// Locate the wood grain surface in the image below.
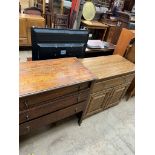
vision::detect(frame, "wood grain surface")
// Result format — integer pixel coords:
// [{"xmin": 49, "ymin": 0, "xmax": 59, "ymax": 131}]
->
[
  {"xmin": 19, "ymin": 13, "xmax": 45, "ymax": 20},
  {"xmin": 80, "ymin": 55, "xmax": 135, "ymax": 80},
  {"xmin": 81, "ymin": 20, "xmax": 108, "ymax": 28},
  {"xmin": 113, "ymin": 28, "xmax": 135, "ymax": 56},
  {"xmin": 20, "ymin": 58, "xmax": 96, "ymax": 97}
]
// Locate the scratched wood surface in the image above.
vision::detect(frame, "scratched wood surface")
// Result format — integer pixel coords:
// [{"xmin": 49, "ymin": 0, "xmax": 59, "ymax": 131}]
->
[
  {"xmin": 80, "ymin": 55, "xmax": 135, "ymax": 80},
  {"xmin": 19, "ymin": 57, "xmax": 96, "ymax": 97}
]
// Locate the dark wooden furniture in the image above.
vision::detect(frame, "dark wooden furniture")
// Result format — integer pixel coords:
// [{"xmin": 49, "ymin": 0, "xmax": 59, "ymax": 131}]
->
[
  {"xmin": 37, "ymin": 0, "xmax": 54, "ymax": 27},
  {"xmin": 101, "ymin": 10, "xmax": 134, "ymax": 45},
  {"xmin": 23, "ymin": 7, "xmax": 42, "ymax": 16},
  {"xmin": 54, "ymin": 14, "xmax": 69, "ymax": 28},
  {"xmin": 81, "ymin": 55, "xmax": 135, "ymax": 118},
  {"xmin": 116, "ymin": 11, "xmax": 130, "ymax": 28},
  {"xmin": 19, "ymin": 58, "xmax": 96, "ymax": 136},
  {"xmin": 104, "ymin": 24, "xmax": 122, "ymax": 45},
  {"xmin": 123, "ymin": 0, "xmax": 135, "ymax": 12},
  {"xmin": 85, "ymin": 40, "xmax": 115, "ymax": 57}
]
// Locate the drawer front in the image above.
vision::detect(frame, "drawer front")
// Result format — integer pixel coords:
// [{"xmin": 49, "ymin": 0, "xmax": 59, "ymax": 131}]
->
[
  {"xmin": 19, "ymin": 38, "xmax": 27, "ymax": 46},
  {"xmin": 19, "ymin": 85, "xmax": 79, "ymax": 111},
  {"xmin": 92, "ymin": 74, "xmax": 134, "ymax": 93},
  {"xmin": 20, "ymin": 101, "xmax": 85, "ymax": 135},
  {"xmin": 19, "ymin": 89, "xmax": 90, "ymax": 124},
  {"xmin": 19, "ymin": 84, "xmax": 90, "ymax": 111}
]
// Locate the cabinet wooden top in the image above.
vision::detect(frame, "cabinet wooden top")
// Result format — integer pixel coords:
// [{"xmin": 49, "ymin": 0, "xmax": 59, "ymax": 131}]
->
[
  {"xmin": 19, "ymin": 13, "xmax": 45, "ymax": 20},
  {"xmin": 20, "ymin": 58, "xmax": 96, "ymax": 97},
  {"xmin": 80, "ymin": 55, "xmax": 135, "ymax": 80}
]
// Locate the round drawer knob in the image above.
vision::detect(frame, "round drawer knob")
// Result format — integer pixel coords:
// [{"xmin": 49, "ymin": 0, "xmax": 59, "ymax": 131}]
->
[{"xmin": 75, "ymin": 108, "xmax": 78, "ymax": 112}]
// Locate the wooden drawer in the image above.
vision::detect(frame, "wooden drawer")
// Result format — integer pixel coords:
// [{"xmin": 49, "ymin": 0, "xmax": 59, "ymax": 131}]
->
[
  {"xmin": 19, "ymin": 83, "xmax": 90, "ymax": 111},
  {"xmin": 20, "ymin": 101, "xmax": 85, "ymax": 135},
  {"xmin": 19, "ymin": 89, "xmax": 90, "ymax": 124},
  {"xmin": 20, "ymin": 85, "xmax": 78, "ymax": 111},
  {"xmin": 92, "ymin": 74, "xmax": 134, "ymax": 93},
  {"xmin": 19, "ymin": 38, "xmax": 27, "ymax": 46}
]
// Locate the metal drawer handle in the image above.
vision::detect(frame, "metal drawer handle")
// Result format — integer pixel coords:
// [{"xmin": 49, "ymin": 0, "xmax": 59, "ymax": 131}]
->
[
  {"xmin": 75, "ymin": 108, "xmax": 78, "ymax": 113},
  {"xmin": 24, "ymin": 100, "xmax": 29, "ymax": 108},
  {"xmin": 26, "ymin": 114, "xmax": 29, "ymax": 120},
  {"xmin": 26, "ymin": 126, "xmax": 30, "ymax": 132}
]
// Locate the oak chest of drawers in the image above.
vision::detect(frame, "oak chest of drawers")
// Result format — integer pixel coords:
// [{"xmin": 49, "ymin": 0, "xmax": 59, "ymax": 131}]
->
[
  {"xmin": 19, "ymin": 58, "xmax": 95, "ymax": 136},
  {"xmin": 81, "ymin": 55, "xmax": 135, "ymax": 118}
]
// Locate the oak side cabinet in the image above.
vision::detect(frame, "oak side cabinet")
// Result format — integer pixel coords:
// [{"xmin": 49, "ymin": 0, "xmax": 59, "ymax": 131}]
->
[
  {"xmin": 19, "ymin": 14, "xmax": 45, "ymax": 46},
  {"xmin": 81, "ymin": 55, "xmax": 135, "ymax": 118}
]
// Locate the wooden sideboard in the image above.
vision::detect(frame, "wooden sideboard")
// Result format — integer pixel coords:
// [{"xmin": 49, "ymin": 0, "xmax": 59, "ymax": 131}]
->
[
  {"xmin": 81, "ymin": 55, "xmax": 135, "ymax": 118},
  {"xmin": 19, "ymin": 14, "xmax": 45, "ymax": 46},
  {"xmin": 19, "ymin": 58, "xmax": 96, "ymax": 136}
]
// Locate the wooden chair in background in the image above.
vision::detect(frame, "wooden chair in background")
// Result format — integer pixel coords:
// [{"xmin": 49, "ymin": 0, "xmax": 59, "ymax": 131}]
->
[
  {"xmin": 113, "ymin": 28, "xmax": 135, "ymax": 100},
  {"xmin": 116, "ymin": 11, "xmax": 130, "ymax": 28},
  {"xmin": 113, "ymin": 28, "xmax": 135, "ymax": 56},
  {"xmin": 54, "ymin": 14, "xmax": 69, "ymax": 29}
]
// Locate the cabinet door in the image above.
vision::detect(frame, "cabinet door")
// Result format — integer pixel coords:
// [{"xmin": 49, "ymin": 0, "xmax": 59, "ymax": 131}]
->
[
  {"xmin": 27, "ymin": 18, "xmax": 45, "ymax": 45},
  {"xmin": 105, "ymin": 85, "xmax": 129, "ymax": 109},
  {"xmin": 86, "ymin": 89, "xmax": 112, "ymax": 116}
]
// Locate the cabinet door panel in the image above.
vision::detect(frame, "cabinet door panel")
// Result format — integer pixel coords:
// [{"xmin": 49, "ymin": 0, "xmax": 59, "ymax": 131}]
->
[
  {"xmin": 87, "ymin": 89, "xmax": 112, "ymax": 115},
  {"xmin": 105, "ymin": 85, "xmax": 129, "ymax": 109}
]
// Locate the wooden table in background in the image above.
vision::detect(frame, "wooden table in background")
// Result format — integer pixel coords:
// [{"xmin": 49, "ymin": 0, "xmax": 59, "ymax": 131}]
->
[{"xmin": 81, "ymin": 20, "xmax": 108, "ymax": 40}]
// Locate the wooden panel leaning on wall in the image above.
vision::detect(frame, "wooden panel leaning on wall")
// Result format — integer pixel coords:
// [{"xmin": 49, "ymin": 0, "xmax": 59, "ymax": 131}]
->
[
  {"xmin": 19, "ymin": 14, "xmax": 45, "ymax": 46},
  {"xmin": 19, "ymin": 58, "xmax": 96, "ymax": 136},
  {"xmin": 80, "ymin": 55, "xmax": 135, "ymax": 118}
]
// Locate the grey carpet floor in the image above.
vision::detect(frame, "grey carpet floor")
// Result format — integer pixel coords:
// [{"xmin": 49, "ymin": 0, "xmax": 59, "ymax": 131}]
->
[{"xmin": 20, "ymin": 98, "xmax": 135, "ymax": 155}]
